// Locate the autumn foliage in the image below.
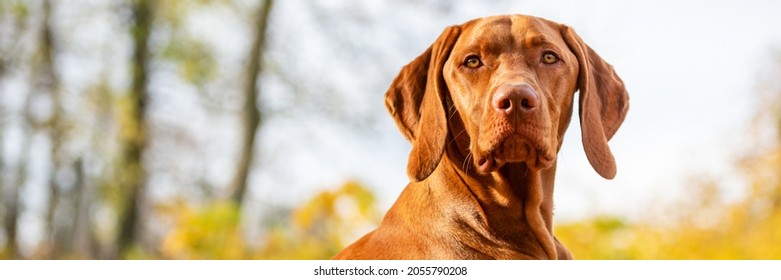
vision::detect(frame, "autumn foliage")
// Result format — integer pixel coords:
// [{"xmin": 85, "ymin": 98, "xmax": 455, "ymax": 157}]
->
[{"xmin": 153, "ymin": 181, "xmax": 379, "ymax": 259}]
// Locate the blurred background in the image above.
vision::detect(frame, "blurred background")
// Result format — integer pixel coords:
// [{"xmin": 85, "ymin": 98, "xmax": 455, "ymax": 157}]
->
[{"xmin": 1, "ymin": 0, "xmax": 780, "ymax": 259}]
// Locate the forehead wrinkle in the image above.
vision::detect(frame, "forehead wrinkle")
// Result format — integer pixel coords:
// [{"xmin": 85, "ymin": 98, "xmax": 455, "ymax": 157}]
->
[
  {"xmin": 524, "ymin": 34, "xmax": 548, "ymax": 48},
  {"xmin": 515, "ymin": 18, "xmax": 566, "ymax": 50},
  {"xmin": 484, "ymin": 23, "xmax": 551, "ymax": 55},
  {"xmin": 458, "ymin": 17, "xmax": 515, "ymax": 55}
]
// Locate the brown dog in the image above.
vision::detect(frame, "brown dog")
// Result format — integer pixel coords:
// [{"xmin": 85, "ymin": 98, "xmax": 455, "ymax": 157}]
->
[{"xmin": 333, "ymin": 14, "xmax": 628, "ymax": 260}]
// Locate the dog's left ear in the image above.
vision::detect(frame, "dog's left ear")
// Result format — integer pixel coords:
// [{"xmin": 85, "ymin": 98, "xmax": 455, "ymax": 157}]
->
[
  {"xmin": 560, "ymin": 25, "xmax": 629, "ymax": 179},
  {"xmin": 385, "ymin": 26, "xmax": 461, "ymax": 182}
]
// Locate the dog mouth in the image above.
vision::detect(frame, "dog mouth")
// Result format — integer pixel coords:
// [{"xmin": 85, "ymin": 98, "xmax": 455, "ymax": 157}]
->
[{"xmin": 474, "ymin": 129, "xmax": 555, "ymax": 174}]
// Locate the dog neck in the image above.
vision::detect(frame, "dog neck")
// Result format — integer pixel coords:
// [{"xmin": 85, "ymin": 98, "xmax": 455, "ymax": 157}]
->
[{"xmin": 440, "ymin": 117, "xmax": 559, "ymax": 259}]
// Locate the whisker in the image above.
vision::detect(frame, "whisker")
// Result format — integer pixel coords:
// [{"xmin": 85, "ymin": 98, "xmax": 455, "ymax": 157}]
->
[
  {"xmin": 464, "ymin": 153, "xmax": 469, "ymax": 173},
  {"xmin": 463, "ymin": 148, "xmax": 473, "ymax": 174},
  {"xmin": 448, "ymin": 128, "xmax": 467, "ymax": 146},
  {"xmin": 461, "ymin": 149, "xmax": 468, "ymax": 169},
  {"xmin": 447, "ymin": 103, "xmax": 459, "ymax": 120},
  {"xmin": 468, "ymin": 153, "xmax": 473, "ymax": 174}
]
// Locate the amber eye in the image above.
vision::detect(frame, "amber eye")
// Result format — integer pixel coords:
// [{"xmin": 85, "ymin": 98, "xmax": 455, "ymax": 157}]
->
[
  {"xmin": 464, "ymin": 56, "xmax": 482, "ymax": 68},
  {"xmin": 542, "ymin": 52, "xmax": 559, "ymax": 64}
]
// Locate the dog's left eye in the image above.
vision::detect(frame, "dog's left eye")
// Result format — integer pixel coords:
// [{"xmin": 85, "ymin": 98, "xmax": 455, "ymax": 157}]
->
[
  {"xmin": 464, "ymin": 56, "xmax": 483, "ymax": 68},
  {"xmin": 542, "ymin": 52, "xmax": 559, "ymax": 64}
]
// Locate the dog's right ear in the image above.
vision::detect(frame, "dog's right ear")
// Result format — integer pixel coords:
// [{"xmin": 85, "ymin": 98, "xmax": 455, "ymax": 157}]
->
[{"xmin": 385, "ymin": 26, "xmax": 461, "ymax": 182}]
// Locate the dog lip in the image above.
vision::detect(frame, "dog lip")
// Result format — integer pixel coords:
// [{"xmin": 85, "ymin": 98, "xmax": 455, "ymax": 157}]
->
[
  {"xmin": 476, "ymin": 126, "xmax": 554, "ymax": 171},
  {"xmin": 476, "ymin": 155, "xmax": 494, "ymax": 174}
]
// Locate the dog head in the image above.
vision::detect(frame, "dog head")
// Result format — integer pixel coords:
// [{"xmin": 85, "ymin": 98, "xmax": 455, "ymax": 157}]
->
[{"xmin": 386, "ymin": 15, "xmax": 629, "ymax": 181}]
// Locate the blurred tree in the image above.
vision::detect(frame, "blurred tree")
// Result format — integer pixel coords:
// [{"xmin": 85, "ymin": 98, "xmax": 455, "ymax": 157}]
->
[
  {"xmin": 30, "ymin": 0, "xmax": 80, "ymax": 259},
  {"xmin": 1, "ymin": 140, "xmax": 24, "ymax": 259},
  {"xmin": 115, "ymin": 0, "xmax": 154, "ymax": 258},
  {"xmin": 0, "ymin": 0, "xmax": 30, "ymax": 260},
  {"xmin": 0, "ymin": 114, "xmax": 3, "ymax": 258},
  {"xmin": 227, "ymin": 0, "xmax": 274, "ymax": 207}
]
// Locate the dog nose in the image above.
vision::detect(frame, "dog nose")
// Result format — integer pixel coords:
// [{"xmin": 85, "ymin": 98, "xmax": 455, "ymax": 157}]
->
[{"xmin": 492, "ymin": 84, "xmax": 539, "ymax": 115}]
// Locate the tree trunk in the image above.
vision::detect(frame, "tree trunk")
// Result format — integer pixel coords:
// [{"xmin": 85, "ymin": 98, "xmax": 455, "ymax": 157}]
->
[
  {"xmin": 2, "ymin": 186, "xmax": 19, "ymax": 259},
  {"xmin": 0, "ymin": 123, "xmax": 3, "ymax": 257},
  {"xmin": 0, "ymin": 0, "xmax": 31, "ymax": 260},
  {"xmin": 0, "ymin": 103, "xmax": 4, "ymax": 257},
  {"xmin": 4, "ymin": 97, "xmax": 36, "ymax": 259},
  {"xmin": 69, "ymin": 158, "xmax": 92, "ymax": 258},
  {"xmin": 116, "ymin": 0, "xmax": 153, "ymax": 258},
  {"xmin": 227, "ymin": 0, "xmax": 274, "ymax": 206},
  {"xmin": 2, "ymin": 175, "xmax": 20, "ymax": 259},
  {"xmin": 38, "ymin": 0, "xmax": 68, "ymax": 259}
]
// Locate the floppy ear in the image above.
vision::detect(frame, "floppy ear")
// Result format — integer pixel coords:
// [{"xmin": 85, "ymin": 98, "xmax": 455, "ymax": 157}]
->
[
  {"xmin": 561, "ymin": 26, "xmax": 629, "ymax": 179},
  {"xmin": 385, "ymin": 26, "xmax": 461, "ymax": 182}
]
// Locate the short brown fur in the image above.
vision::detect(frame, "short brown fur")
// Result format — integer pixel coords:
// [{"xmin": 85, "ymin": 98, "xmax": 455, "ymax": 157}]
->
[{"xmin": 333, "ymin": 14, "xmax": 629, "ymax": 260}]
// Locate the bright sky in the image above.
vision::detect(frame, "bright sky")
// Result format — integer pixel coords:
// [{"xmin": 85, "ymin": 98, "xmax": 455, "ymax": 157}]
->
[{"xmin": 249, "ymin": 0, "xmax": 781, "ymax": 224}]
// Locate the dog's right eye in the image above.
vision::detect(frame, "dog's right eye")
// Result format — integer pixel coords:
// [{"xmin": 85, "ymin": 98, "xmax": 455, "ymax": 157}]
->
[
  {"xmin": 464, "ymin": 56, "xmax": 483, "ymax": 68},
  {"xmin": 541, "ymin": 51, "xmax": 559, "ymax": 64}
]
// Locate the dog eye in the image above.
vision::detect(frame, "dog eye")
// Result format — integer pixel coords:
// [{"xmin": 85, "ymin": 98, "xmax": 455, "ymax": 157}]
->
[
  {"xmin": 464, "ymin": 56, "xmax": 483, "ymax": 68},
  {"xmin": 542, "ymin": 52, "xmax": 559, "ymax": 64}
]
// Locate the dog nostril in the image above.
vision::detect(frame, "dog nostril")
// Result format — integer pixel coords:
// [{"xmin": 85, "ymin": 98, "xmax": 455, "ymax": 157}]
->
[
  {"xmin": 521, "ymin": 98, "xmax": 534, "ymax": 110},
  {"xmin": 497, "ymin": 98, "xmax": 511, "ymax": 110}
]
